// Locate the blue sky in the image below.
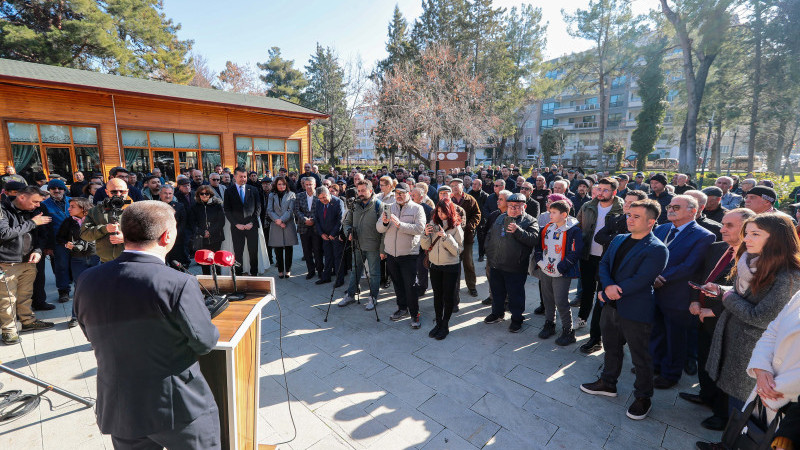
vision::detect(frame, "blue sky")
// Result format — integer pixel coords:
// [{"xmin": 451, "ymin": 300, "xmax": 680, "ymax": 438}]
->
[{"xmin": 162, "ymin": 0, "xmax": 655, "ymax": 79}]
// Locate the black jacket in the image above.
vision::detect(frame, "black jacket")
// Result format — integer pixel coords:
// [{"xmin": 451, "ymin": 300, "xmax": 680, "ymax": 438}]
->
[
  {"xmin": 74, "ymin": 252, "xmax": 219, "ymax": 439},
  {"xmin": 593, "ymin": 211, "xmax": 628, "ymax": 251},
  {"xmin": 0, "ymin": 197, "xmax": 43, "ymax": 263},
  {"xmin": 165, "ymin": 200, "xmax": 188, "ymax": 265},
  {"xmin": 485, "ymin": 212, "xmax": 539, "ymax": 274},
  {"xmin": 189, "ymin": 197, "xmax": 225, "ymax": 245},
  {"xmin": 56, "ymin": 217, "xmax": 96, "ymax": 258},
  {"xmin": 697, "ymin": 215, "xmax": 723, "ymax": 242}
]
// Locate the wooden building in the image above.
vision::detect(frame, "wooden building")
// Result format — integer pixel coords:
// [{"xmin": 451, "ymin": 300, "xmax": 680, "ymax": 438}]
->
[{"xmin": 0, "ymin": 58, "xmax": 326, "ymax": 182}]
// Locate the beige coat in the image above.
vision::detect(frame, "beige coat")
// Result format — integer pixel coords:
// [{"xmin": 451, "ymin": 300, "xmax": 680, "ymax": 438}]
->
[
  {"xmin": 746, "ymin": 291, "xmax": 800, "ymax": 420},
  {"xmin": 420, "ymin": 221, "xmax": 463, "ymax": 267}
]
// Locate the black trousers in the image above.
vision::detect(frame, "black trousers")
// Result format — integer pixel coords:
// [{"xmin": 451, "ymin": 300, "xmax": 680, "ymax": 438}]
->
[
  {"xmin": 32, "ymin": 256, "xmax": 47, "ymax": 306},
  {"xmin": 600, "ymin": 305, "xmax": 654, "ymax": 399},
  {"xmin": 380, "ymin": 257, "xmax": 389, "ymax": 285},
  {"xmin": 263, "ymin": 220, "xmax": 275, "ymax": 264},
  {"xmin": 415, "ymin": 252, "xmax": 429, "ymax": 296},
  {"xmin": 578, "ymin": 256, "xmax": 602, "ymax": 321},
  {"xmin": 461, "ymin": 239, "xmax": 476, "ymax": 291},
  {"xmin": 477, "ymin": 225, "xmax": 487, "ymax": 258},
  {"xmin": 698, "ymin": 318, "xmax": 729, "ymax": 418},
  {"xmin": 275, "ymin": 246, "xmax": 294, "ymax": 273},
  {"xmin": 299, "ymin": 231, "xmax": 323, "ymax": 275},
  {"xmin": 386, "ymin": 254, "xmax": 420, "ymax": 316},
  {"xmin": 111, "ymin": 409, "xmax": 221, "ymax": 450},
  {"xmin": 321, "ymin": 238, "xmax": 344, "ymax": 282},
  {"xmin": 231, "ymin": 227, "xmax": 259, "ymax": 275},
  {"xmin": 589, "ymin": 299, "xmax": 604, "ymax": 342},
  {"xmin": 430, "ymin": 264, "xmax": 460, "ymax": 324}
]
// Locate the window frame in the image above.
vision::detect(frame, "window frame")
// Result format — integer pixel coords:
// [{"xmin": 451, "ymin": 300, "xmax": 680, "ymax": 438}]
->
[
  {"xmin": 233, "ymin": 134, "xmax": 302, "ymax": 175},
  {"xmin": 119, "ymin": 128, "xmax": 223, "ymax": 180}
]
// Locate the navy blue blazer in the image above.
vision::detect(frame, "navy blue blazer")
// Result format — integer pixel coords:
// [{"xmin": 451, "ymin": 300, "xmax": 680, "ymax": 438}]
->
[
  {"xmin": 653, "ymin": 221, "xmax": 716, "ymax": 313},
  {"xmin": 315, "ymin": 197, "xmax": 344, "ymax": 237},
  {"xmin": 598, "ymin": 232, "xmax": 669, "ymax": 323},
  {"xmin": 74, "ymin": 252, "xmax": 219, "ymax": 438}
]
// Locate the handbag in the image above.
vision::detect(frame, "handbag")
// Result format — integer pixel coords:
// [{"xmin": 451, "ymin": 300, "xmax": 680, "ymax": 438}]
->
[
  {"xmin": 191, "ymin": 235, "xmax": 206, "ymax": 253},
  {"xmin": 422, "ymin": 235, "xmax": 442, "ymax": 269},
  {"xmin": 721, "ymin": 396, "xmax": 783, "ymax": 450}
]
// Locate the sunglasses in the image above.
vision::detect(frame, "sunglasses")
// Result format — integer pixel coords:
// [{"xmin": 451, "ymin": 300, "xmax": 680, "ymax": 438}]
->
[
  {"xmin": 49, "ymin": 187, "xmax": 64, "ymax": 191},
  {"xmin": 109, "ymin": 190, "xmax": 128, "ymax": 195},
  {"xmin": 199, "ymin": 193, "xmax": 212, "ymax": 196}
]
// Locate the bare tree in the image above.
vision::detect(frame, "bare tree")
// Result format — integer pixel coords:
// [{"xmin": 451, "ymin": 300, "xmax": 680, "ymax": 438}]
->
[
  {"xmin": 218, "ymin": 61, "xmax": 262, "ymax": 95},
  {"xmin": 188, "ymin": 53, "xmax": 217, "ymax": 89}
]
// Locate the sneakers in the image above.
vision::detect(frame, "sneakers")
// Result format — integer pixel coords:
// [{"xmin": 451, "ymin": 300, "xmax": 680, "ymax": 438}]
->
[
  {"xmin": 364, "ymin": 297, "xmax": 376, "ymax": 311},
  {"xmin": 538, "ymin": 321, "xmax": 556, "ymax": 339},
  {"xmin": 580, "ymin": 339, "xmax": 603, "ymax": 354},
  {"xmin": 575, "ymin": 318, "xmax": 587, "ymax": 329},
  {"xmin": 481, "ymin": 297, "xmax": 492, "ymax": 306},
  {"xmin": 484, "ymin": 313, "xmax": 504, "ymax": 324},
  {"xmin": 68, "ymin": 319, "xmax": 78, "ymax": 328},
  {"xmin": 580, "ymin": 379, "xmax": 618, "ymax": 397},
  {"xmin": 338, "ymin": 294, "xmax": 356, "ymax": 307},
  {"xmin": 381, "ymin": 280, "xmax": 391, "ymax": 289},
  {"xmin": 58, "ymin": 290, "xmax": 70, "ymax": 303},
  {"xmin": 555, "ymin": 328, "xmax": 576, "ymax": 346},
  {"xmin": 390, "ymin": 309, "xmax": 409, "ymax": 321},
  {"xmin": 20, "ymin": 320, "xmax": 55, "ymax": 332},
  {"xmin": 410, "ymin": 313, "xmax": 421, "ymax": 329},
  {"xmin": 509, "ymin": 320, "xmax": 522, "ymax": 333},
  {"xmin": 626, "ymin": 397, "xmax": 652, "ymax": 420},
  {"xmin": 2, "ymin": 332, "xmax": 20, "ymax": 345},
  {"xmin": 533, "ymin": 304, "xmax": 545, "ymax": 315}
]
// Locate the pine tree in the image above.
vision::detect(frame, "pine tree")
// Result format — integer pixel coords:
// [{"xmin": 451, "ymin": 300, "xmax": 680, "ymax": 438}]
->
[
  {"xmin": 630, "ymin": 43, "xmax": 668, "ymax": 172},
  {"xmin": 257, "ymin": 47, "xmax": 308, "ymax": 104},
  {"xmin": 0, "ymin": 0, "xmax": 194, "ymax": 83},
  {"xmin": 377, "ymin": 5, "xmax": 417, "ymax": 75}
]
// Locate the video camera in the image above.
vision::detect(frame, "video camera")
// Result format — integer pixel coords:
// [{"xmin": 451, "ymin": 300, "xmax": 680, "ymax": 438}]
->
[{"xmin": 102, "ymin": 195, "xmax": 131, "ymax": 224}]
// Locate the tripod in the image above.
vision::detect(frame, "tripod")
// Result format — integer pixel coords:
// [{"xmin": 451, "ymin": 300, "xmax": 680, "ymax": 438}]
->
[{"xmin": 324, "ymin": 211, "xmax": 380, "ymax": 323}]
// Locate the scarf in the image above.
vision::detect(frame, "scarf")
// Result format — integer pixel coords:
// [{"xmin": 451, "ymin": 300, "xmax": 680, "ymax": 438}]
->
[{"xmin": 735, "ymin": 252, "xmax": 758, "ymax": 295}]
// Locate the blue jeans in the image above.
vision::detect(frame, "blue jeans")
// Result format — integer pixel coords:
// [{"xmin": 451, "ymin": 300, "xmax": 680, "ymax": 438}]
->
[
  {"xmin": 51, "ymin": 245, "xmax": 72, "ymax": 292},
  {"xmin": 489, "ymin": 268, "xmax": 527, "ymax": 323},
  {"xmin": 70, "ymin": 255, "xmax": 100, "ymax": 319},
  {"xmin": 347, "ymin": 249, "xmax": 381, "ymax": 299}
]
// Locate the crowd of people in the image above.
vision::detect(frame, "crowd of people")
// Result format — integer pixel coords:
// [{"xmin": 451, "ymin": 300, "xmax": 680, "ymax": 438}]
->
[{"xmin": 1, "ymin": 161, "xmax": 799, "ymax": 448}]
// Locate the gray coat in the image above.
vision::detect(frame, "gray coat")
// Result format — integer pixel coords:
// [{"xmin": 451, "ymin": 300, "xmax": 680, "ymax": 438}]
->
[
  {"xmin": 706, "ymin": 268, "xmax": 800, "ymax": 401},
  {"xmin": 343, "ymin": 194, "xmax": 383, "ymax": 252},
  {"xmin": 267, "ymin": 191, "xmax": 298, "ymax": 247}
]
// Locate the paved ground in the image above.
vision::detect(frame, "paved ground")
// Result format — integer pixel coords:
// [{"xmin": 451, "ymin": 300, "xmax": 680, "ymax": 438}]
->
[{"xmin": 0, "ymin": 250, "xmax": 722, "ymax": 449}]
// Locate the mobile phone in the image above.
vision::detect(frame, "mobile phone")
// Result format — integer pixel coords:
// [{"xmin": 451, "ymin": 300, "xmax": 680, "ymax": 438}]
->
[{"xmin": 688, "ymin": 281, "xmax": 718, "ymax": 296}]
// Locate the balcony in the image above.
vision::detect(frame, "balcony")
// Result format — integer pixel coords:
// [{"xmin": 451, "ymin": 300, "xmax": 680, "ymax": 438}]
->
[
  {"xmin": 576, "ymin": 104, "xmax": 599, "ymax": 112},
  {"xmin": 607, "ymin": 120, "xmax": 622, "ymax": 128},
  {"xmin": 629, "ymin": 99, "xmax": 642, "ymax": 108},
  {"xmin": 575, "ymin": 122, "xmax": 599, "ymax": 129},
  {"xmin": 609, "ymin": 101, "xmax": 625, "ymax": 108},
  {"xmin": 554, "ymin": 104, "xmax": 599, "ymax": 115},
  {"xmin": 554, "ymin": 123, "xmax": 574, "ymax": 130}
]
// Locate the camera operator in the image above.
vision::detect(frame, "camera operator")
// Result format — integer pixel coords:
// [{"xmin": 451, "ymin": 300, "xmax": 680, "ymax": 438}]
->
[
  {"xmin": 80, "ymin": 178, "xmax": 131, "ymax": 263},
  {"xmin": 93, "ymin": 166, "xmax": 143, "ymax": 203},
  {"xmin": 0, "ymin": 185, "xmax": 54, "ymax": 345}
]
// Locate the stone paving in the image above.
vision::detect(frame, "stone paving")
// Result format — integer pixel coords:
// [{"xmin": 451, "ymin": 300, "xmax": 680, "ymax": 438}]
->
[{"xmin": 0, "ymin": 250, "xmax": 722, "ymax": 449}]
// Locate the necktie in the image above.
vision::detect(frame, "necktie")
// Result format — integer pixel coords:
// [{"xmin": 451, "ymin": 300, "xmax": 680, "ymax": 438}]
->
[
  {"xmin": 700, "ymin": 247, "xmax": 735, "ymax": 305},
  {"xmin": 665, "ymin": 227, "xmax": 679, "ymax": 245},
  {"xmin": 323, "ymin": 204, "xmax": 328, "ymax": 219},
  {"xmin": 239, "ymin": 185, "xmax": 245, "ymax": 203}
]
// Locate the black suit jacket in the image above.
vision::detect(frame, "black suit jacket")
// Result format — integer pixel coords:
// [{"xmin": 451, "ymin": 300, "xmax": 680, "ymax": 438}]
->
[
  {"xmin": 690, "ymin": 241, "xmax": 734, "ymax": 333},
  {"xmin": 224, "ymin": 183, "xmax": 261, "ymax": 227},
  {"xmin": 74, "ymin": 252, "xmax": 219, "ymax": 438}
]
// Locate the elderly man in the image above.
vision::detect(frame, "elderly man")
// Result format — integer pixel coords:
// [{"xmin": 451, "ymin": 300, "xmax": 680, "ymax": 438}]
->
[
  {"xmin": 714, "ymin": 176, "xmax": 742, "ymax": 210},
  {"xmin": 315, "ymin": 186, "xmax": 345, "ymax": 286},
  {"xmin": 70, "ymin": 171, "xmax": 87, "ymax": 198},
  {"xmin": 296, "ymin": 177, "xmax": 323, "ymax": 279},
  {"xmin": 529, "ymin": 175, "xmax": 551, "ymax": 213},
  {"xmin": 208, "ymin": 173, "xmax": 225, "ymax": 199},
  {"xmin": 629, "ymin": 172, "xmax": 650, "ymax": 193},
  {"xmin": 739, "ymin": 178, "xmax": 756, "ymax": 198},
  {"xmin": 519, "ymin": 182, "xmax": 541, "ymax": 219},
  {"xmin": 190, "ymin": 169, "xmax": 206, "ymax": 190},
  {"xmin": 483, "ymin": 193, "xmax": 538, "ymax": 332},
  {"xmin": 450, "ymin": 179, "xmax": 481, "ymax": 297},
  {"xmin": 673, "ymin": 174, "xmax": 691, "ymax": 195},
  {"xmin": 469, "ymin": 178, "xmax": 489, "ymax": 262},
  {"xmin": 684, "ymin": 190, "xmax": 722, "ymax": 241},
  {"xmin": 158, "ymin": 185, "xmax": 189, "ymax": 268},
  {"xmin": 377, "ymin": 183, "xmax": 425, "ymax": 326},
  {"xmin": 485, "ymin": 179, "xmax": 505, "ymax": 215},
  {"xmin": 701, "ymin": 187, "xmax": 727, "ymax": 223},
  {"xmin": 651, "ymin": 195, "xmax": 715, "ymax": 388}
]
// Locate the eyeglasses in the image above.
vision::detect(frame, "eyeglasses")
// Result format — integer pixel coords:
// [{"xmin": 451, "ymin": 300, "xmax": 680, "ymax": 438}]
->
[
  {"xmin": 520, "ymin": 187, "xmax": 532, "ymax": 191},
  {"xmin": 508, "ymin": 204, "xmax": 523, "ymax": 210},
  {"xmin": 666, "ymin": 205, "xmax": 682, "ymax": 211},
  {"xmin": 49, "ymin": 187, "xmax": 64, "ymax": 191},
  {"xmin": 109, "ymin": 190, "xmax": 128, "ymax": 195}
]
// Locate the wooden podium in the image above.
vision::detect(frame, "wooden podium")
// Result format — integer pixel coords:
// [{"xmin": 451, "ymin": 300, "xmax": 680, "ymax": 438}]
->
[{"xmin": 196, "ymin": 275, "xmax": 275, "ymax": 450}]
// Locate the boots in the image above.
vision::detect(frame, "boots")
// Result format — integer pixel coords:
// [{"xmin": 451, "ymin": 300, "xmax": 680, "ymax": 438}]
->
[
  {"xmin": 435, "ymin": 322, "xmax": 449, "ymax": 340},
  {"xmin": 555, "ymin": 327, "xmax": 576, "ymax": 346},
  {"xmin": 538, "ymin": 320, "xmax": 556, "ymax": 339},
  {"xmin": 429, "ymin": 319, "xmax": 441, "ymax": 338}
]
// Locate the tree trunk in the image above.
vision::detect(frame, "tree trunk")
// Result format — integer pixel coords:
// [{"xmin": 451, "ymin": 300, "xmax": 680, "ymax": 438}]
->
[
  {"xmin": 747, "ymin": 0, "xmax": 763, "ymax": 173},
  {"xmin": 770, "ymin": 118, "xmax": 788, "ymax": 174},
  {"xmin": 710, "ymin": 119, "xmax": 722, "ymax": 172}
]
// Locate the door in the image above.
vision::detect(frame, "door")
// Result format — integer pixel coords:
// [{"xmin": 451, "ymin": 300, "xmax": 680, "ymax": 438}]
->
[
  {"xmin": 45, "ymin": 147, "xmax": 72, "ymax": 178},
  {"xmin": 153, "ymin": 151, "xmax": 175, "ymax": 181}
]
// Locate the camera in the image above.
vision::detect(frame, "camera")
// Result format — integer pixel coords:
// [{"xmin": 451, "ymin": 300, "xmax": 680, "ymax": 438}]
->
[
  {"xmin": 69, "ymin": 240, "xmax": 88, "ymax": 252},
  {"xmin": 102, "ymin": 195, "xmax": 128, "ymax": 212},
  {"xmin": 345, "ymin": 196, "xmax": 355, "ymax": 211}
]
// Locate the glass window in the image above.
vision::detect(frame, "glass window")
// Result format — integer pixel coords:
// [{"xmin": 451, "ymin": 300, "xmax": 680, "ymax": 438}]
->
[
  {"xmin": 541, "ymin": 119, "xmax": 554, "ymax": 129},
  {"xmin": 256, "ymin": 154, "xmax": 270, "ymax": 176},
  {"xmin": 124, "ymin": 148, "xmax": 150, "ymax": 175},
  {"xmin": 236, "ymin": 136, "xmax": 252, "ymax": 151},
  {"xmin": 149, "ymin": 131, "xmax": 174, "ymax": 148},
  {"xmin": 253, "ymin": 138, "xmax": 269, "ymax": 151},
  {"xmin": 75, "ymin": 147, "xmax": 101, "ymax": 174},
  {"xmin": 174, "ymin": 133, "xmax": 199, "ymax": 149},
  {"xmin": 45, "ymin": 146, "xmax": 72, "ymax": 176},
  {"xmin": 8, "ymin": 122, "xmax": 39, "ymax": 142},
  {"xmin": 237, "ymin": 152, "xmax": 252, "ymax": 170},
  {"xmin": 287, "ymin": 154, "xmax": 299, "ymax": 173},
  {"xmin": 287, "ymin": 140, "xmax": 300, "ymax": 153},
  {"xmin": 200, "ymin": 134, "xmax": 220, "ymax": 150},
  {"xmin": 178, "ymin": 151, "xmax": 198, "ymax": 172},
  {"xmin": 268, "ymin": 139, "xmax": 284, "ymax": 152},
  {"xmin": 12, "ymin": 144, "xmax": 43, "ymax": 174},
  {"xmin": 71, "ymin": 126, "xmax": 98, "ymax": 145},
  {"xmin": 153, "ymin": 151, "xmax": 175, "ymax": 181},
  {"xmin": 585, "ymin": 97, "xmax": 598, "ymax": 105},
  {"xmin": 39, "ymin": 124, "xmax": 71, "ymax": 143},
  {"xmin": 121, "ymin": 129, "xmax": 148, "ymax": 147},
  {"xmin": 201, "ymin": 151, "xmax": 221, "ymax": 176}
]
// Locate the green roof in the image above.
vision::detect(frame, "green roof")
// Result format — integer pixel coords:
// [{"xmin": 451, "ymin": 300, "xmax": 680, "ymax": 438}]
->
[{"xmin": 0, "ymin": 58, "xmax": 326, "ymax": 118}]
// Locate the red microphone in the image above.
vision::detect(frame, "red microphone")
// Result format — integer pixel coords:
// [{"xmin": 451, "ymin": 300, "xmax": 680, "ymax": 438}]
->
[
  {"xmin": 213, "ymin": 251, "xmax": 246, "ymax": 301},
  {"xmin": 195, "ymin": 250, "xmax": 219, "ymax": 295}
]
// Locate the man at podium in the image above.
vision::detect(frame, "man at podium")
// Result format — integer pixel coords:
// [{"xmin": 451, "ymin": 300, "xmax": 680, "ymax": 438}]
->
[{"xmin": 74, "ymin": 201, "xmax": 221, "ymax": 449}]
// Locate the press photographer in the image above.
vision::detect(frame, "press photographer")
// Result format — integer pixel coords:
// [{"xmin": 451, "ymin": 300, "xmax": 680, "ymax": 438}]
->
[{"xmin": 80, "ymin": 178, "xmax": 131, "ymax": 263}]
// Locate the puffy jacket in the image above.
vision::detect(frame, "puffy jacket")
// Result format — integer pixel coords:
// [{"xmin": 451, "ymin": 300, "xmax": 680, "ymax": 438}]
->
[
  {"xmin": 0, "ymin": 197, "xmax": 43, "ymax": 263},
  {"xmin": 420, "ymin": 221, "xmax": 463, "ymax": 266},
  {"xmin": 576, "ymin": 196, "xmax": 624, "ymax": 259},
  {"xmin": 533, "ymin": 218, "xmax": 583, "ymax": 278},
  {"xmin": 80, "ymin": 201, "xmax": 129, "ymax": 263},
  {"xmin": 189, "ymin": 197, "xmax": 225, "ymax": 245},
  {"xmin": 343, "ymin": 194, "xmax": 383, "ymax": 252},
  {"xmin": 42, "ymin": 195, "xmax": 70, "ymax": 249},
  {"xmin": 377, "ymin": 201, "xmax": 425, "ymax": 256},
  {"xmin": 485, "ymin": 212, "xmax": 539, "ymax": 274}
]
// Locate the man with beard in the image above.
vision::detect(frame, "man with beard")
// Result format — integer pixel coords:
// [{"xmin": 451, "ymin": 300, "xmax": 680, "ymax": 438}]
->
[{"xmin": 141, "ymin": 175, "xmax": 162, "ymax": 200}]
